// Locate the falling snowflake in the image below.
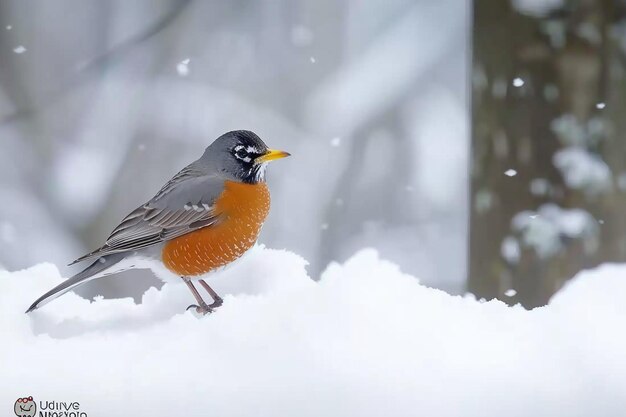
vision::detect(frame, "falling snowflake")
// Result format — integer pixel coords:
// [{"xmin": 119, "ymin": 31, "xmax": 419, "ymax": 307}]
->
[
  {"xmin": 505, "ymin": 169, "xmax": 517, "ymax": 177},
  {"xmin": 512, "ymin": 77, "xmax": 525, "ymax": 87},
  {"xmin": 13, "ymin": 45, "xmax": 26, "ymax": 54},
  {"xmin": 177, "ymin": 59, "xmax": 190, "ymax": 76}
]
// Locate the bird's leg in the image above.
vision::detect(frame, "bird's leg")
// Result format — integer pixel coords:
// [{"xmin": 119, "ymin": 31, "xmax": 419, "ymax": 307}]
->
[
  {"xmin": 199, "ymin": 279, "xmax": 224, "ymax": 309},
  {"xmin": 182, "ymin": 278, "xmax": 212, "ymax": 315}
]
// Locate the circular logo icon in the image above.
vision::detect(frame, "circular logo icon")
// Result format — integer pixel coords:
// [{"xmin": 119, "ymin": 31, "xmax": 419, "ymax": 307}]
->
[{"xmin": 14, "ymin": 396, "xmax": 36, "ymax": 417}]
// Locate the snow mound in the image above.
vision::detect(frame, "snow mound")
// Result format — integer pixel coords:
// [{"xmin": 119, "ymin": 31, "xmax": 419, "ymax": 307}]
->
[{"xmin": 2, "ymin": 246, "xmax": 626, "ymax": 416}]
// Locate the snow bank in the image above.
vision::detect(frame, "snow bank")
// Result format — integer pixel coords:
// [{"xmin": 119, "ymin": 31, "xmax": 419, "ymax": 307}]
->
[{"xmin": 2, "ymin": 246, "xmax": 626, "ymax": 417}]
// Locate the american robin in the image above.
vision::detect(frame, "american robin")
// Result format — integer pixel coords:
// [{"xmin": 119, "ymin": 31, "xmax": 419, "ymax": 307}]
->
[{"xmin": 26, "ymin": 130, "xmax": 290, "ymax": 314}]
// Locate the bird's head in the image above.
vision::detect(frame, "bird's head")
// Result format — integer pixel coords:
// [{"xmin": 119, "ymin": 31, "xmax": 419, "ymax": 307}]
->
[{"xmin": 200, "ymin": 130, "xmax": 290, "ymax": 183}]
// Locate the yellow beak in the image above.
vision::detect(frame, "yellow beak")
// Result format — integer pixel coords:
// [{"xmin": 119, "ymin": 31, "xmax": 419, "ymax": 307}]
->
[{"xmin": 255, "ymin": 149, "xmax": 291, "ymax": 164}]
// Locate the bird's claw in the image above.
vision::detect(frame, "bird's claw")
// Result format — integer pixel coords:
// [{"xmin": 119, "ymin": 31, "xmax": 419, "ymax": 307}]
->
[
  {"xmin": 208, "ymin": 297, "xmax": 223, "ymax": 309},
  {"xmin": 186, "ymin": 304, "xmax": 213, "ymax": 315}
]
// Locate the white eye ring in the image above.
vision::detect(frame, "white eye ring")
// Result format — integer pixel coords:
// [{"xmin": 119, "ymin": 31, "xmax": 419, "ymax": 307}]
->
[{"xmin": 233, "ymin": 146, "xmax": 253, "ymax": 163}]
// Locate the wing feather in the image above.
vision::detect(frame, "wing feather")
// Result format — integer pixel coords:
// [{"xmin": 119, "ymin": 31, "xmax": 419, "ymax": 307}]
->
[{"xmin": 69, "ymin": 164, "xmax": 225, "ymax": 265}]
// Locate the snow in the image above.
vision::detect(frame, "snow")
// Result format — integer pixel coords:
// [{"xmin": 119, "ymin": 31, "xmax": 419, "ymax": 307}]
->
[
  {"xmin": 501, "ymin": 236, "xmax": 521, "ymax": 264},
  {"xmin": 550, "ymin": 114, "xmax": 608, "ymax": 147},
  {"xmin": 504, "ymin": 169, "xmax": 517, "ymax": 177},
  {"xmin": 176, "ymin": 59, "xmax": 190, "ymax": 76},
  {"xmin": 553, "ymin": 147, "xmax": 611, "ymax": 194},
  {"xmin": 512, "ymin": 204, "xmax": 598, "ymax": 258},
  {"xmin": 3, "ymin": 246, "xmax": 626, "ymax": 416},
  {"xmin": 13, "ymin": 45, "xmax": 26, "ymax": 54},
  {"xmin": 511, "ymin": 0, "xmax": 564, "ymax": 17},
  {"xmin": 596, "ymin": 102, "xmax": 606, "ymax": 110},
  {"xmin": 504, "ymin": 288, "xmax": 517, "ymax": 297},
  {"xmin": 512, "ymin": 77, "xmax": 524, "ymax": 87}
]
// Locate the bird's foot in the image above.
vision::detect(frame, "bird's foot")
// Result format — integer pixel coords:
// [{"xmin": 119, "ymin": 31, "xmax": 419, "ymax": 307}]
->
[
  {"xmin": 208, "ymin": 295, "xmax": 223, "ymax": 309},
  {"xmin": 186, "ymin": 303, "xmax": 213, "ymax": 315}
]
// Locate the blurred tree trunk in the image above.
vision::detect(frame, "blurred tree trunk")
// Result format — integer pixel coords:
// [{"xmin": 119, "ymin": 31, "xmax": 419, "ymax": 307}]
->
[{"xmin": 469, "ymin": 0, "xmax": 626, "ymax": 307}]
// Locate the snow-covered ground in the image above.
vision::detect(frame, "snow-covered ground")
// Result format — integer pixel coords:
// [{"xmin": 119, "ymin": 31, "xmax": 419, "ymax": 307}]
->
[{"xmin": 2, "ymin": 246, "xmax": 625, "ymax": 417}]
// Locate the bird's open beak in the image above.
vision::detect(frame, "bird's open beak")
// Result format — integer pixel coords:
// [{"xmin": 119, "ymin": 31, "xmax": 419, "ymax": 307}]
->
[{"xmin": 255, "ymin": 149, "xmax": 291, "ymax": 164}]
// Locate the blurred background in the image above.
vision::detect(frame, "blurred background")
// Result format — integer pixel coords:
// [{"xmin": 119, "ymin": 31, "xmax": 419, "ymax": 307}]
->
[
  {"xmin": 1, "ymin": 0, "xmax": 623, "ymax": 308},
  {"xmin": 0, "ymin": 0, "xmax": 469, "ymax": 301}
]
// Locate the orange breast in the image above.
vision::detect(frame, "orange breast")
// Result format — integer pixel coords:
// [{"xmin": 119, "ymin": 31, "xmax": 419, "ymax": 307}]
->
[{"xmin": 161, "ymin": 181, "xmax": 270, "ymax": 276}]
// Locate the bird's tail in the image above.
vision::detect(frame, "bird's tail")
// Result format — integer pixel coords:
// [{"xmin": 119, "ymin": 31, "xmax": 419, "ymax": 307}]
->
[{"xmin": 25, "ymin": 253, "xmax": 126, "ymax": 313}]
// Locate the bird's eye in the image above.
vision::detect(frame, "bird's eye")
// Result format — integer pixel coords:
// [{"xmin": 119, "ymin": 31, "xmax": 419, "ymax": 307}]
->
[{"xmin": 234, "ymin": 147, "xmax": 249, "ymax": 160}]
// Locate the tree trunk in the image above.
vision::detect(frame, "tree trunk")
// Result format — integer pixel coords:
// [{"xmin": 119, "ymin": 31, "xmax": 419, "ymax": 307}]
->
[{"xmin": 470, "ymin": 0, "xmax": 626, "ymax": 308}]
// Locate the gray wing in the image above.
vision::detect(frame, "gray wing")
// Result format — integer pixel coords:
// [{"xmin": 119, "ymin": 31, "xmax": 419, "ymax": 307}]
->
[{"xmin": 70, "ymin": 165, "xmax": 225, "ymax": 265}]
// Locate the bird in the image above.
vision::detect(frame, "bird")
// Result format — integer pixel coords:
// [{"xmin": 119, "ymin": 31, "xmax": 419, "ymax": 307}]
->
[{"xmin": 26, "ymin": 130, "xmax": 290, "ymax": 314}]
